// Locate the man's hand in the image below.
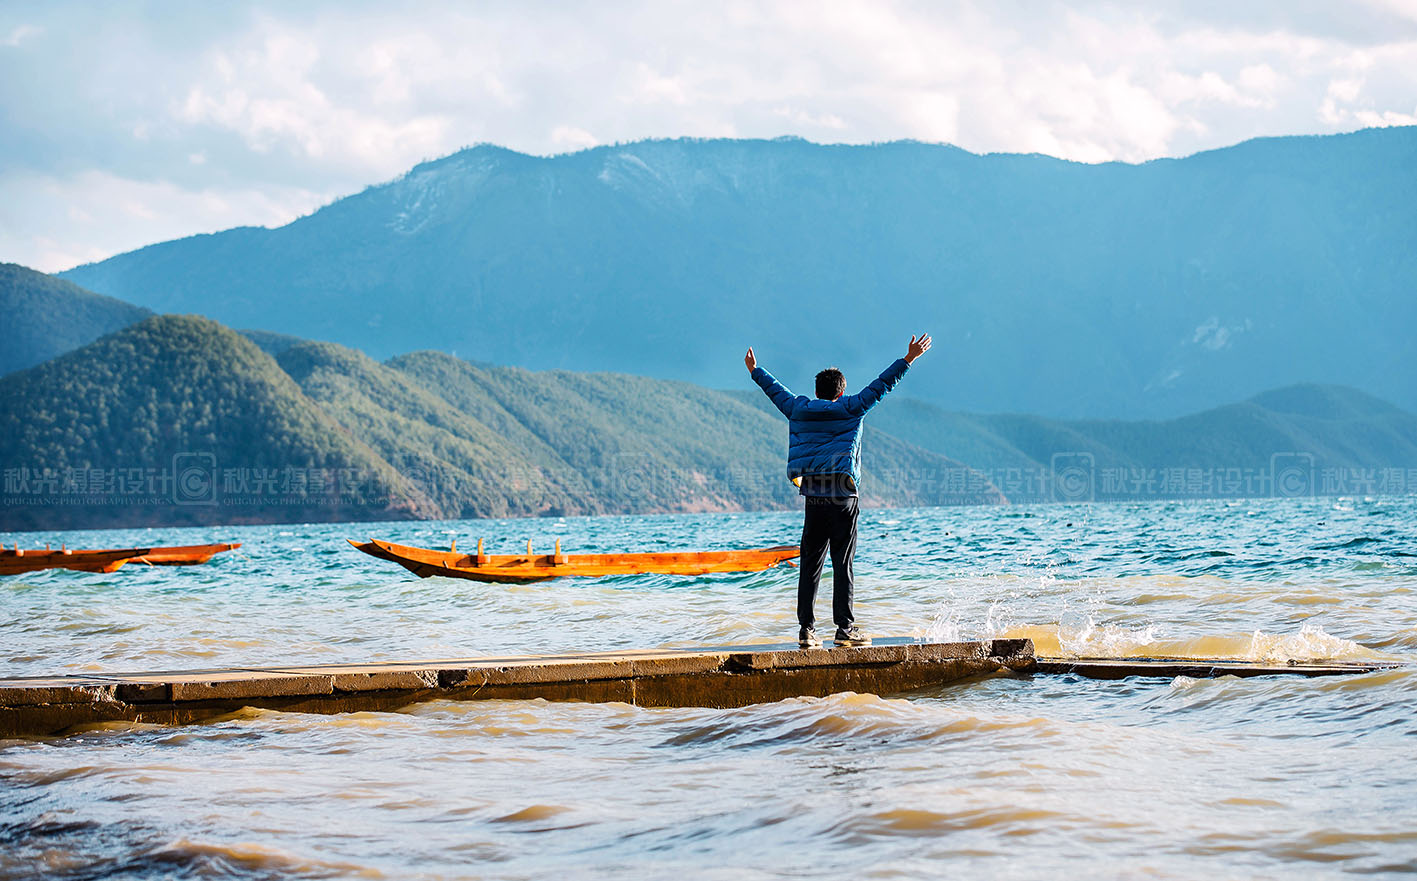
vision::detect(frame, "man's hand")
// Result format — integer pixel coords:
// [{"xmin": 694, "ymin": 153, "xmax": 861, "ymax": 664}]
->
[
  {"xmin": 905, "ymin": 333, "xmax": 932, "ymax": 364},
  {"xmin": 744, "ymin": 346, "xmax": 757, "ymax": 372}
]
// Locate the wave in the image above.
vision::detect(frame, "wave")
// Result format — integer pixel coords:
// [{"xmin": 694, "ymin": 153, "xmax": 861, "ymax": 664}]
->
[
  {"xmin": 657, "ymin": 691, "xmax": 1055, "ymax": 751},
  {"xmin": 995, "ymin": 619, "xmax": 1389, "ymax": 663},
  {"xmin": 834, "ymin": 805, "xmax": 1073, "ymax": 842},
  {"xmin": 118, "ymin": 837, "xmax": 384, "ymax": 879}
]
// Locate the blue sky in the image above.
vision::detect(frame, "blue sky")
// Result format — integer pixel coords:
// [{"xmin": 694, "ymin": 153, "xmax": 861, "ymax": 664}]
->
[{"xmin": 2, "ymin": 0, "xmax": 1415, "ymax": 272}]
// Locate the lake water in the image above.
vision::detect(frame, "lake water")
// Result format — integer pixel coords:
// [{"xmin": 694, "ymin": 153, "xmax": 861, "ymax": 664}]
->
[{"xmin": 3, "ymin": 496, "xmax": 1416, "ymax": 879}]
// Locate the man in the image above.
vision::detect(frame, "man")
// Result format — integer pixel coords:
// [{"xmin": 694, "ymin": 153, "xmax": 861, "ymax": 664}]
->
[{"xmin": 745, "ymin": 334, "xmax": 932, "ymax": 648}]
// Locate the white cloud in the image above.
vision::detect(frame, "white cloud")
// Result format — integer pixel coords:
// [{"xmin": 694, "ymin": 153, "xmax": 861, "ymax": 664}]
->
[
  {"xmin": 1238, "ymin": 63, "xmax": 1282, "ymax": 98},
  {"xmin": 903, "ymin": 92, "xmax": 961, "ymax": 145},
  {"xmin": 3, "ymin": 1, "xmax": 1417, "ymax": 270},
  {"xmin": 174, "ymin": 23, "xmax": 456, "ymax": 171},
  {"xmin": 630, "ymin": 63, "xmax": 690, "ymax": 105},
  {"xmin": 1354, "ymin": 106, "xmax": 1417, "ymax": 126},
  {"xmin": 772, "ymin": 106, "xmax": 847, "ymax": 130},
  {"xmin": 0, "ymin": 170, "xmax": 327, "ymax": 272},
  {"xmin": 551, "ymin": 125, "xmax": 599, "ymax": 151},
  {"xmin": 2, "ymin": 23, "xmax": 40, "ymax": 46},
  {"xmin": 1362, "ymin": 0, "xmax": 1417, "ymax": 23},
  {"xmin": 1314, "ymin": 40, "xmax": 1417, "ymax": 127}
]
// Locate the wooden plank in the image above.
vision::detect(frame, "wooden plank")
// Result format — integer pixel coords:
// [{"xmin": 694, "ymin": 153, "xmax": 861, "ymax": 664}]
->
[
  {"xmin": 0, "ymin": 638, "xmax": 1035, "ymax": 737},
  {"xmin": 1034, "ymin": 656, "xmax": 1401, "ymax": 680}
]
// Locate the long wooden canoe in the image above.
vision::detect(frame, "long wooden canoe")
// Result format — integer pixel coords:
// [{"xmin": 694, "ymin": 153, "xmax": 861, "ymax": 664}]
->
[
  {"xmin": 0, "ymin": 546, "xmax": 151, "ymax": 575},
  {"xmin": 350, "ymin": 538, "xmax": 800, "ymax": 583},
  {"xmin": 128, "ymin": 542, "xmax": 242, "ymax": 566},
  {"xmin": 0, "ymin": 542, "xmax": 241, "ymax": 575}
]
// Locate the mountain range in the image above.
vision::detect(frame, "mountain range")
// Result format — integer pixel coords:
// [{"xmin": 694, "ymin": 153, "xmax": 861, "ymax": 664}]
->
[
  {"xmin": 0, "ymin": 307, "xmax": 998, "ymax": 531},
  {"xmin": 58, "ymin": 128, "xmax": 1417, "ymax": 420},
  {"xmin": 3, "ymin": 267, "xmax": 1413, "ymax": 530}
]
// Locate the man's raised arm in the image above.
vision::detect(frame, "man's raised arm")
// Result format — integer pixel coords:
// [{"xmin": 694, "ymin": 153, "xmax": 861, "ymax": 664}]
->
[
  {"xmin": 844, "ymin": 333, "xmax": 932, "ymax": 414},
  {"xmin": 745, "ymin": 346, "xmax": 802, "ymax": 418}
]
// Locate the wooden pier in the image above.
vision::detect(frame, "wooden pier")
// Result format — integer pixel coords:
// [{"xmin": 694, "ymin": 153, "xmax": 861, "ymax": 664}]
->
[
  {"xmin": 1034, "ymin": 656, "xmax": 1402, "ymax": 680},
  {"xmin": 0, "ymin": 638, "xmax": 1033, "ymax": 738},
  {"xmin": 0, "ymin": 638, "xmax": 1401, "ymax": 739}
]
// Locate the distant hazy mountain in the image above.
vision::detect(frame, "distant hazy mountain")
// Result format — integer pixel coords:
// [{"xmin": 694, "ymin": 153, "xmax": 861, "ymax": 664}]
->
[
  {"xmin": 60, "ymin": 128, "xmax": 1417, "ymax": 418},
  {"xmin": 1, "ymin": 263, "xmax": 150, "ymax": 376},
  {"xmin": 861, "ymin": 384, "xmax": 1417, "ymax": 502},
  {"xmin": 0, "ymin": 315, "xmax": 999, "ymax": 530}
]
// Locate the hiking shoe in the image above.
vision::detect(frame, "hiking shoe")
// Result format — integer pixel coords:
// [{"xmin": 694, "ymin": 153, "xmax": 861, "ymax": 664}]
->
[
  {"xmin": 798, "ymin": 627, "xmax": 822, "ymax": 648},
  {"xmin": 834, "ymin": 627, "xmax": 871, "ymax": 647}
]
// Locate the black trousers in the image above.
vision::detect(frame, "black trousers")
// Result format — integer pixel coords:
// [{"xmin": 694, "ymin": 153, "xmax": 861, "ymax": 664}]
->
[{"xmin": 798, "ymin": 495, "xmax": 859, "ymax": 630}]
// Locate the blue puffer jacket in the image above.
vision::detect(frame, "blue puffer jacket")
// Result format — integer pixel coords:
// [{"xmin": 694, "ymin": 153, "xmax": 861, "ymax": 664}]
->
[{"xmin": 751, "ymin": 358, "xmax": 910, "ymax": 492}]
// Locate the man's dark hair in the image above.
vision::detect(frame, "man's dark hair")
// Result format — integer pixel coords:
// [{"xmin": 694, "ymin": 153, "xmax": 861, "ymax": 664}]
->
[{"xmin": 816, "ymin": 367, "xmax": 846, "ymax": 400}]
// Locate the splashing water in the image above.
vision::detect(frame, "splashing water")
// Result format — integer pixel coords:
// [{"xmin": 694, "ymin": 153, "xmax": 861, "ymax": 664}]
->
[
  {"xmin": 1245, "ymin": 620, "xmax": 1367, "ymax": 662},
  {"xmin": 1057, "ymin": 614, "xmax": 1165, "ymax": 657},
  {"xmin": 917, "ymin": 601, "xmax": 962, "ymax": 643}
]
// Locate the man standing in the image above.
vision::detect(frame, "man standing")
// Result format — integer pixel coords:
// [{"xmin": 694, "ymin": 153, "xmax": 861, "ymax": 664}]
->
[{"xmin": 746, "ymin": 335, "xmax": 932, "ymax": 648}]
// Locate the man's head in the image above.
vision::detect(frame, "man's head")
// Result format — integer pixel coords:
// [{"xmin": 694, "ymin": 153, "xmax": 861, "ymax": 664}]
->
[{"xmin": 815, "ymin": 367, "xmax": 846, "ymax": 401}]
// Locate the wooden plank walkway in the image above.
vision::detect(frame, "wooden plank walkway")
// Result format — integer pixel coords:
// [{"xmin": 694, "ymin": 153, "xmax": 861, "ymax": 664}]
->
[
  {"xmin": 1034, "ymin": 656, "xmax": 1404, "ymax": 680},
  {"xmin": 0, "ymin": 638, "xmax": 1034, "ymax": 738},
  {"xmin": 2, "ymin": 637, "xmax": 1402, "ymax": 739}
]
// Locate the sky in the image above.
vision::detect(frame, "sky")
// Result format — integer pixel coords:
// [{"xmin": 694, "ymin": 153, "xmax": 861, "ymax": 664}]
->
[{"xmin": 2, "ymin": 0, "xmax": 1415, "ymax": 273}]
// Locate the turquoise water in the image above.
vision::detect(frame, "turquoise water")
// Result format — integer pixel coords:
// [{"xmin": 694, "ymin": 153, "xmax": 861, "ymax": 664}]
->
[{"xmin": 2, "ymin": 496, "xmax": 1416, "ymax": 878}]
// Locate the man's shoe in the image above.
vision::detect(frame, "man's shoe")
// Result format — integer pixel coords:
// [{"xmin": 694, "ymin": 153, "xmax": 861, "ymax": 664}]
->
[
  {"xmin": 834, "ymin": 626, "xmax": 871, "ymax": 647},
  {"xmin": 798, "ymin": 627, "xmax": 822, "ymax": 648}
]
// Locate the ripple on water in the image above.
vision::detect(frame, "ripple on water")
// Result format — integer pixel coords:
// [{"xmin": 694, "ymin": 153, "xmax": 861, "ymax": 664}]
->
[
  {"xmin": 115, "ymin": 838, "xmax": 385, "ymax": 880},
  {"xmin": 835, "ymin": 805, "xmax": 1073, "ymax": 843}
]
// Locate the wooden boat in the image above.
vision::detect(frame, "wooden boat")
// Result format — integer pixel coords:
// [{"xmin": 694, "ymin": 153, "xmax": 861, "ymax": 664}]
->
[
  {"xmin": 128, "ymin": 542, "xmax": 242, "ymax": 566},
  {"xmin": 349, "ymin": 537, "xmax": 800, "ymax": 583},
  {"xmin": 0, "ymin": 545, "xmax": 152, "ymax": 575},
  {"xmin": 0, "ymin": 542, "xmax": 241, "ymax": 575}
]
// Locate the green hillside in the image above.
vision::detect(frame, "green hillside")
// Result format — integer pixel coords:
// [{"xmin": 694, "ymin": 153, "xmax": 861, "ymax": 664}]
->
[
  {"xmin": 277, "ymin": 342, "xmax": 597, "ymax": 518},
  {"xmin": 0, "ymin": 263, "xmax": 150, "ymax": 376},
  {"xmin": 391, "ymin": 352, "xmax": 791, "ymax": 513},
  {"xmin": 386, "ymin": 351, "xmax": 1004, "ymax": 513},
  {"xmin": 0, "ymin": 318, "xmax": 1001, "ymax": 530},
  {"xmin": 0, "ymin": 315, "xmax": 423, "ymax": 529}
]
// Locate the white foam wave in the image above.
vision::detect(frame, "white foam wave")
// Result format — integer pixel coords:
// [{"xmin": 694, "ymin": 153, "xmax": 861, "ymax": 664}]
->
[
  {"xmin": 1245, "ymin": 621, "xmax": 1366, "ymax": 662},
  {"xmin": 1057, "ymin": 615, "xmax": 1163, "ymax": 657}
]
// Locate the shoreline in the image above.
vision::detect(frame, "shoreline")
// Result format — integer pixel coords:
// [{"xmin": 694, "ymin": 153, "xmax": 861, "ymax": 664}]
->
[{"xmin": 2, "ymin": 492, "xmax": 1413, "ymax": 540}]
